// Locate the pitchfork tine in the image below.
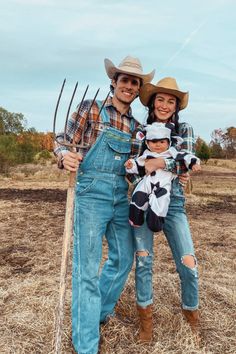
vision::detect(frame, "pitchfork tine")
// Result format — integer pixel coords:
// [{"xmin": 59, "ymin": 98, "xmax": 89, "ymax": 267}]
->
[
  {"xmin": 63, "ymin": 82, "xmax": 78, "ymax": 142},
  {"xmin": 89, "ymin": 90, "xmax": 110, "ymax": 143},
  {"xmin": 71, "ymin": 85, "xmax": 89, "ymax": 145},
  {"xmin": 97, "ymin": 90, "xmax": 110, "ymax": 117},
  {"xmin": 75, "ymin": 84, "xmax": 89, "ymax": 116},
  {"xmin": 53, "ymin": 78, "xmax": 66, "ymax": 138},
  {"xmin": 77, "ymin": 88, "xmax": 100, "ymax": 148},
  {"xmin": 86, "ymin": 88, "xmax": 100, "ymax": 117}
]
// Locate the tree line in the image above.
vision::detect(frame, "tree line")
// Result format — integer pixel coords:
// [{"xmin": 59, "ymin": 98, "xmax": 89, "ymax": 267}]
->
[
  {"xmin": 196, "ymin": 127, "xmax": 236, "ymax": 162},
  {"xmin": 0, "ymin": 107, "xmax": 54, "ymax": 172},
  {"xmin": 0, "ymin": 106, "xmax": 235, "ymax": 173}
]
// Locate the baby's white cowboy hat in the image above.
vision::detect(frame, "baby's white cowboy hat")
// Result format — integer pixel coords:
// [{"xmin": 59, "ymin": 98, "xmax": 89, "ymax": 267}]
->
[
  {"xmin": 139, "ymin": 77, "xmax": 189, "ymax": 109},
  {"xmin": 145, "ymin": 122, "xmax": 183, "ymax": 145},
  {"xmin": 145, "ymin": 122, "xmax": 171, "ymax": 141},
  {"xmin": 104, "ymin": 56, "xmax": 155, "ymax": 84}
]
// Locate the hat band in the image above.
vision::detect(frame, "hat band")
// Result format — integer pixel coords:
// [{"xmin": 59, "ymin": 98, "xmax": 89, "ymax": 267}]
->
[{"xmin": 119, "ymin": 61, "xmax": 142, "ymax": 70}]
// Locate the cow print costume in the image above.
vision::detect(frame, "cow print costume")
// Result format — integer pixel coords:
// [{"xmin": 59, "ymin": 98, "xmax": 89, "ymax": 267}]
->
[{"xmin": 126, "ymin": 122, "xmax": 200, "ymax": 232}]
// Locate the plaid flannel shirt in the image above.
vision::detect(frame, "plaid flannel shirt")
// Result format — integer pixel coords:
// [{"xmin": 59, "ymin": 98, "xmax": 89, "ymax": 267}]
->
[
  {"xmin": 128, "ymin": 122, "xmax": 196, "ymax": 185},
  {"xmin": 54, "ymin": 96, "xmax": 139, "ymax": 167}
]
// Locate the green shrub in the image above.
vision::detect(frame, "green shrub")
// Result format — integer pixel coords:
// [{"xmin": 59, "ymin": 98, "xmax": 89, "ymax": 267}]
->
[
  {"xmin": 36, "ymin": 149, "xmax": 51, "ymax": 160},
  {"xmin": 0, "ymin": 135, "xmax": 18, "ymax": 172},
  {"xmin": 0, "ymin": 134, "xmax": 39, "ymax": 173},
  {"xmin": 197, "ymin": 141, "xmax": 211, "ymax": 163}
]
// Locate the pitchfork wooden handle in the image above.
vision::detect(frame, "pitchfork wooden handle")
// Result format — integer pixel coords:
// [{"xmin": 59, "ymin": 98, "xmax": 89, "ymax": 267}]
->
[{"xmin": 69, "ymin": 171, "xmax": 76, "ymax": 188}]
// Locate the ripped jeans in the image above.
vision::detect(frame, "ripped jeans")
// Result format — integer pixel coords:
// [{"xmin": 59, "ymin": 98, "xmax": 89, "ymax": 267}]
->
[{"xmin": 134, "ymin": 178, "xmax": 199, "ymax": 310}]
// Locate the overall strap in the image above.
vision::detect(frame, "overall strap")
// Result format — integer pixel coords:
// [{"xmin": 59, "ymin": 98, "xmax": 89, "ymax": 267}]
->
[
  {"xmin": 96, "ymin": 100, "xmax": 110, "ymax": 124},
  {"xmin": 129, "ymin": 118, "xmax": 136, "ymax": 133}
]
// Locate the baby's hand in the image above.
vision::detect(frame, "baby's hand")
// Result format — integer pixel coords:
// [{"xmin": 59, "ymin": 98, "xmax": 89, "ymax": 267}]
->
[
  {"xmin": 192, "ymin": 164, "xmax": 201, "ymax": 172},
  {"xmin": 125, "ymin": 159, "xmax": 133, "ymax": 169}
]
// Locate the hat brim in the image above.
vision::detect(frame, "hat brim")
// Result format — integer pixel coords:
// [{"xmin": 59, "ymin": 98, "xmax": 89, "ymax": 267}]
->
[
  {"xmin": 140, "ymin": 83, "xmax": 189, "ymax": 110},
  {"xmin": 104, "ymin": 58, "xmax": 155, "ymax": 85}
]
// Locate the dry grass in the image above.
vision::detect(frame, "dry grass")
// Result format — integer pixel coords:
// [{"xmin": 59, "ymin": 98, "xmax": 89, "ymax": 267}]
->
[
  {"xmin": 206, "ymin": 158, "xmax": 236, "ymax": 170},
  {"xmin": 0, "ymin": 159, "xmax": 235, "ymax": 353}
]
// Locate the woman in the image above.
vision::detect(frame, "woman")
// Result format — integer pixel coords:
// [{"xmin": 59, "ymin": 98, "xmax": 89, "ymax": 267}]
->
[{"xmin": 134, "ymin": 77, "xmax": 200, "ymax": 342}]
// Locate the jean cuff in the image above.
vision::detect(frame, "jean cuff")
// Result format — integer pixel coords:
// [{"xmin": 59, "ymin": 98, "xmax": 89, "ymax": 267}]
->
[
  {"xmin": 137, "ymin": 299, "xmax": 153, "ymax": 307},
  {"xmin": 182, "ymin": 303, "xmax": 199, "ymax": 311}
]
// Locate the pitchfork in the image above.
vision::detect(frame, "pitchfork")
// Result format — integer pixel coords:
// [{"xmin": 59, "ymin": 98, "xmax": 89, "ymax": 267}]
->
[{"xmin": 53, "ymin": 79, "xmax": 110, "ymax": 353}]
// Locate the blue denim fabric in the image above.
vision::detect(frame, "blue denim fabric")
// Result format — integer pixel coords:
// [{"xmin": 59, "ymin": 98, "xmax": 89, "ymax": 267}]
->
[
  {"xmin": 134, "ymin": 177, "xmax": 199, "ymax": 310},
  {"xmin": 72, "ymin": 122, "xmax": 134, "ymax": 353}
]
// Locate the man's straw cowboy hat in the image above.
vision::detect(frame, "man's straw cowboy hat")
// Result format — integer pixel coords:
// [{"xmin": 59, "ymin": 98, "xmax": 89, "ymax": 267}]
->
[
  {"xmin": 139, "ymin": 77, "xmax": 189, "ymax": 110},
  {"xmin": 104, "ymin": 56, "xmax": 155, "ymax": 84}
]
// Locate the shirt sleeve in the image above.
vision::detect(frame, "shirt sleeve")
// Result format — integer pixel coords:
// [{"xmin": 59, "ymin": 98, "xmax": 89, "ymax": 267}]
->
[
  {"xmin": 173, "ymin": 122, "xmax": 196, "ymax": 174},
  {"xmin": 130, "ymin": 125, "xmax": 145, "ymax": 158},
  {"xmin": 127, "ymin": 125, "xmax": 145, "ymax": 184},
  {"xmin": 179, "ymin": 122, "xmax": 196, "ymax": 153},
  {"xmin": 53, "ymin": 100, "xmax": 90, "ymax": 168},
  {"xmin": 164, "ymin": 157, "xmax": 177, "ymax": 173}
]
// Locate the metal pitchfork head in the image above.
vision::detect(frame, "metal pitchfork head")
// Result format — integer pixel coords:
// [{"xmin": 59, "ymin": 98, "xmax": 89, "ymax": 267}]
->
[{"xmin": 53, "ymin": 79, "xmax": 110, "ymax": 149}]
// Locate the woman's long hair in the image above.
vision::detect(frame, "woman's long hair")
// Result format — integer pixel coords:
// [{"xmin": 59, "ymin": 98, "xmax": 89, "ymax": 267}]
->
[{"xmin": 146, "ymin": 94, "xmax": 181, "ymax": 133}]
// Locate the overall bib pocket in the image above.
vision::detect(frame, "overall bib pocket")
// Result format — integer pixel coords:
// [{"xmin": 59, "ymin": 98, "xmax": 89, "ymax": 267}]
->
[{"xmin": 93, "ymin": 137, "xmax": 131, "ymax": 175}]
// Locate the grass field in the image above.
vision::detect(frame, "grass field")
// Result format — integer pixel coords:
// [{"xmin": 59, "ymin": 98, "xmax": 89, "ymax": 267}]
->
[{"xmin": 0, "ymin": 160, "xmax": 235, "ymax": 353}]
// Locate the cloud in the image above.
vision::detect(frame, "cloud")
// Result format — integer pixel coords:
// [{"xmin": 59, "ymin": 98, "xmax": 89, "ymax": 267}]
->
[{"xmin": 163, "ymin": 20, "xmax": 207, "ymax": 68}]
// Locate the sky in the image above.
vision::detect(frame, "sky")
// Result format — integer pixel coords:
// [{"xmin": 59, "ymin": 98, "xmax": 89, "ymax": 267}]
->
[{"xmin": 0, "ymin": 0, "xmax": 236, "ymax": 143}]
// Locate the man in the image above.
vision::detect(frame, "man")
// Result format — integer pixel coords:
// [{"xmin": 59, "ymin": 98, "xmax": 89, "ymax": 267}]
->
[{"xmin": 54, "ymin": 55, "xmax": 155, "ymax": 354}]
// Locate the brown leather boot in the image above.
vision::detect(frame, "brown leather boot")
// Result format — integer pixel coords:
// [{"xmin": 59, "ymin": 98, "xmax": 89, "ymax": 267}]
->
[
  {"xmin": 182, "ymin": 309, "xmax": 200, "ymax": 332},
  {"xmin": 137, "ymin": 304, "xmax": 153, "ymax": 342}
]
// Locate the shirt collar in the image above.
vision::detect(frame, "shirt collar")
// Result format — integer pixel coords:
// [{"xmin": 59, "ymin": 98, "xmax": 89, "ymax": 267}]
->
[{"xmin": 104, "ymin": 95, "xmax": 134, "ymax": 119}]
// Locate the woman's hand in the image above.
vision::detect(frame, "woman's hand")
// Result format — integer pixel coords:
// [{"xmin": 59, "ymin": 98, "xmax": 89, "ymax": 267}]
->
[
  {"xmin": 179, "ymin": 172, "xmax": 190, "ymax": 186},
  {"xmin": 62, "ymin": 151, "xmax": 83, "ymax": 172},
  {"xmin": 144, "ymin": 158, "xmax": 165, "ymax": 175}
]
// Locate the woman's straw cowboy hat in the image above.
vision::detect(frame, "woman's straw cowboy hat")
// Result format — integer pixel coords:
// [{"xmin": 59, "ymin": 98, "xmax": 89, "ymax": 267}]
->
[
  {"xmin": 139, "ymin": 77, "xmax": 189, "ymax": 110},
  {"xmin": 104, "ymin": 56, "xmax": 155, "ymax": 84}
]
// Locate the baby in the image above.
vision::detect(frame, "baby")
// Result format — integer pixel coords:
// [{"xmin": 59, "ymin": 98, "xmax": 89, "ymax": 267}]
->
[{"xmin": 125, "ymin": 122, "xmax": 201, "ymax": 232}]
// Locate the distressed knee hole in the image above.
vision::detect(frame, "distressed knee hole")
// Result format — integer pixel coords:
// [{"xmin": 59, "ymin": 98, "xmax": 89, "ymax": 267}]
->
[
  {"xmin": 181, "ymin": 255, "xmax": 196, "ymax": 269},
  {"xmin": 136, "ymin": 250, "xmax": 149, "ymax": 257}
]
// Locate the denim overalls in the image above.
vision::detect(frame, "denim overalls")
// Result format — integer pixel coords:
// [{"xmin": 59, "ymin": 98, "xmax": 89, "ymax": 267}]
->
[
  {"xmin": 134, "ymin": 178, "xmax": 199, "ymax": 309},
  {"xmin": 72, "ymin": 102, "xmax": 135, "ymax": 354}
]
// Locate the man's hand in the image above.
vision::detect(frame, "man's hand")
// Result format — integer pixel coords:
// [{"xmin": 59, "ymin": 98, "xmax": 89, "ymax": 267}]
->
[
  {"xmin": 144, "ymin": 158, "xmax": 165, "ymax": 175},
  {"xmin": 179, "ymin": 172, "xmax": 190, "ymax": 186},
  {"xmin": 125, "ymin": 159, "xmax": 134, "ymax": 169},
  {"xmin": 62, "ymin": 151, "xmax": 83, "ymax": 172}
]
